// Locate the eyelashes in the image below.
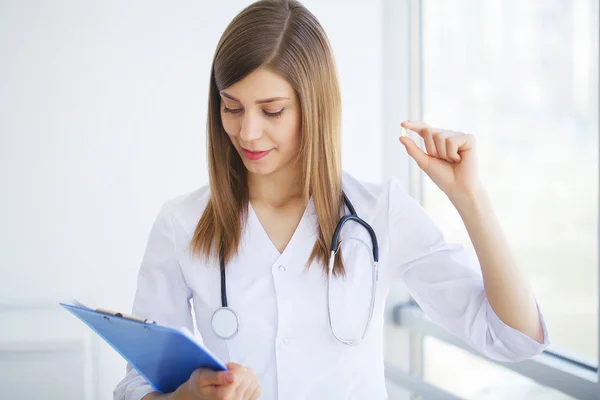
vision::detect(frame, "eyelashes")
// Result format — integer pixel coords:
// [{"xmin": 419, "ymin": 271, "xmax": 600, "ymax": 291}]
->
[
  {"xmin": 222, "ymin": 106, "xmax": 285, "ymax": 119},
  {"xmin": 264, "ymin": 109, "xmax": 284, "ymax": 118}
]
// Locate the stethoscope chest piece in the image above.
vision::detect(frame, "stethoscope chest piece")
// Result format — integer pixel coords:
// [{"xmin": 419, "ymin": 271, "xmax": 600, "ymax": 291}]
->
[{"xmin": 211, "ymin": 306, "xmax": 240, "ymax": 340}]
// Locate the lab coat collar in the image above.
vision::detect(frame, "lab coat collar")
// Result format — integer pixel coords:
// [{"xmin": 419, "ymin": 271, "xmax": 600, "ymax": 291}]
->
[{"xmin": 245, "ymin": 198, "xmax": 318, "ymax": 269}]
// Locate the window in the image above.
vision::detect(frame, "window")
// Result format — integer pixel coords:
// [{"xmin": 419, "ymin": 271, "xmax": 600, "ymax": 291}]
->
[
  {"xmin": 423, "ymin": 337, "xmax": 577, "ymax": 399},
  {"xmin": 421, "ymin": 0, "xmax": 599, "ymax": 369}
]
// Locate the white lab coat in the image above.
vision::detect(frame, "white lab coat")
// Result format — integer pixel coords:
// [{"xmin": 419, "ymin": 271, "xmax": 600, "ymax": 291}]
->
[{"xmin": 113, "ymin": 171, "xmax": 550, "ymax": 400}]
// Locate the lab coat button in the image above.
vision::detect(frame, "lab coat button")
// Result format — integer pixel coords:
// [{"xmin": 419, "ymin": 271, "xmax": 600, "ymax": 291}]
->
[{"xmin": 278, "ymin": 265, "xmax": 286, "ymax": 271}]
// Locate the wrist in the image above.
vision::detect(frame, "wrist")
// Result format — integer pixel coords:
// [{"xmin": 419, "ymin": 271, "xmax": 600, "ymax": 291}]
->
[{"xmin": 449, "ymin": 182, "xmax": 486, "ymax": 207}]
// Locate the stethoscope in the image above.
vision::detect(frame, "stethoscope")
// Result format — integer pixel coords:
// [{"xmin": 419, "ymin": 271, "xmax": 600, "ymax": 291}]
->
[{"xmin": 210, "ymin": 192, "xmax": 379, "ymax": 346}]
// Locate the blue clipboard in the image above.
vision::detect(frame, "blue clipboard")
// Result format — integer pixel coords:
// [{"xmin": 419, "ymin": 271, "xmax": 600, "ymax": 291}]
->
[{"xmin": 60, "ymin": 303, "xmax": 227, "ymax": 393}]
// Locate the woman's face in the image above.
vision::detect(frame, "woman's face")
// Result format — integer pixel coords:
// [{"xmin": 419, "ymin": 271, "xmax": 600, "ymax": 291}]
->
[{"xmin": 220, "ymin": 67, "xmax": 301, "ymax": 176}]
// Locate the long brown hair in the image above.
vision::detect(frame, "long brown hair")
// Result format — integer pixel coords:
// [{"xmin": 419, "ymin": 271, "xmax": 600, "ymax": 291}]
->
[{"xmin": 189, "ymin": 0, "xmax": 344, "ymax": 276}]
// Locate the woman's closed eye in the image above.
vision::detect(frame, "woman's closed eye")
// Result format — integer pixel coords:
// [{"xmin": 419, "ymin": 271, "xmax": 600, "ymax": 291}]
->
[
  {"xmin": 223, "ymin": 106, "xmax": 285, "ymax": 119},
  {"xmin": 222, "ymin": 105, "xmax": 242, "ymax": 114},
  {"xmin": 264, "ymin": 109, "xmax": 285, "ymax": 118}
]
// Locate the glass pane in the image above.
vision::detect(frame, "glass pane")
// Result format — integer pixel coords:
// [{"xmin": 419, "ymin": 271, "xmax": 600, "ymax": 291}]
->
[
  {"xmin": 424, "ymin": 337, "xmax": 577, "ymax": 399},
  {"xmin": 385, "ymin": 380, "xmax": 414, "ymax": 400},
  {"xmin": 421, "ymin": 0, "xmax": 599, "ymax": 363}
]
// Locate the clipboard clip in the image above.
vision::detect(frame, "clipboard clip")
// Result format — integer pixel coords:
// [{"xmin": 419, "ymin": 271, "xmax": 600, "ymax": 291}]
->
[{"xmin": 96, "ymin": 308, "xmax": 157, "ymax": 325}]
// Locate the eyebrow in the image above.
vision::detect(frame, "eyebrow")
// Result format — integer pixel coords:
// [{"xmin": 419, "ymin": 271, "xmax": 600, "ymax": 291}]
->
[{"xmin": 220, "ymin": 91, "xmax": 290, "ymax": 104}]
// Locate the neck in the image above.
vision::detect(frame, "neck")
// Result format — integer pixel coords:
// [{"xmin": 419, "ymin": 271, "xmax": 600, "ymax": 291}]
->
[{"xmin": 247, "ymin": 162, "xmax": 304, "ymax": 207}]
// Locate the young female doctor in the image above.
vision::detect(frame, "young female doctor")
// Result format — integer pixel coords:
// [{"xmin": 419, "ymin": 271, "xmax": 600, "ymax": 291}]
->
[{"xmin": 114, "ymin": 1, "xmax": 549, "ymax": 399}]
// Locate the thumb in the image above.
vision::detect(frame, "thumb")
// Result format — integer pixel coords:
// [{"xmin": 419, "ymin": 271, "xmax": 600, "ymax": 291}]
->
[
  {"xmin": 191, "ymin": 368, "xmax": 234, "ymax": 388},
  {"xmin": 400, "ymin": 136, "xmax": 429, "ymax": 170}
]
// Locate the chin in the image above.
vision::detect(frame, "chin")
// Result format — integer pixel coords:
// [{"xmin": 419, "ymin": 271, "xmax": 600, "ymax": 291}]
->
[{"xmin": 242, "ymin": 160, "xmax": 279, "ymax": 175}]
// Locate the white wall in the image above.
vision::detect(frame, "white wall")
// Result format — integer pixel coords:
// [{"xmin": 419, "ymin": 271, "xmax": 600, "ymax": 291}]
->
[{"xmin": 0, "ymin": 1, "xmax": 412, "ymax": 398}]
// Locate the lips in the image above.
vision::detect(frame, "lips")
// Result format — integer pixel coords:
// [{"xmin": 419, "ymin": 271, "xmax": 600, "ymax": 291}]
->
[{"xmin": 242, "ymin": 148, "xmax": 271, "ymax": 161}]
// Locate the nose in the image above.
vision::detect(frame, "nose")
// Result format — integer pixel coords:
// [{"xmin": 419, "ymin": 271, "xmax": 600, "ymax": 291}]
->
[{"xmin": 239, "ymin": 111, "xmax": 264, "ymax": 142}]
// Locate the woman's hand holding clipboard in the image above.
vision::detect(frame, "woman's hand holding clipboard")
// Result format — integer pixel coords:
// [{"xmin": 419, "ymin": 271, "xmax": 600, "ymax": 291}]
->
[
  {"xmin": 149, "ymin": 362, "xmax": 261, "ymax": 400},
  {"xmin": 60, "ymin": 300, "xmax": 260, "ymax": 399}
]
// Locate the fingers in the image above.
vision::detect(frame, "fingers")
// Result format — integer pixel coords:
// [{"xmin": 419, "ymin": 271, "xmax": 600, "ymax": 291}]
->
[
  {"xmin": 234, "ymin": 365, "xmax": 260, "ymax": 400},
  {"xmin": 399, "ymin": 136, "xmax": 430, "ymax": 171},
  {"xmin": 445, "ymin": 134, "xmax": 461, "ymax": 162},
  {"xmin": 226, "ymin": 362, "xmax": 243, "ymax": 370},
  {"xmin": 249, "ymin": 385, "xmax": 262, "ymax": 400},
  {"xmin": 190, "ymin": 368, "xmax": 233, "ymax": 390},
  {"xmin": 192, "ymin": 362, "xmax": 261, "ymax": 400},
  {"xmin": 432, "ymin": 132, "xmax": 447, "ymax": 160},
  {"xmin": 442, "ymin": 132, "xmax": 475, "ymax": 162},
  {"xmin": 234, "ymin": 377, "xmax": 253, "ymax": 399},
  {"xmin": 401, "ymin": 121, "xmax": 437, "ymax": 157},
  {"xmin": 243, "ymin": 369, "xmax": 260, "ymax": 400},
  {"xmin": 401, "ymin": 121, "xmax": 471, "ymax": 163},
  {"xmin": 431, "ymin": 131, "xmax": 463, "ymax": 162},
  {"xmin": 401, "ymin": 120, "xmax": 429, "ymax": 134}
]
